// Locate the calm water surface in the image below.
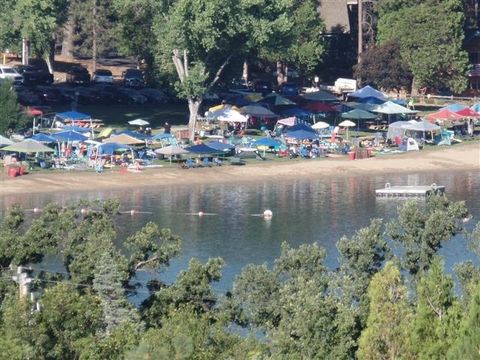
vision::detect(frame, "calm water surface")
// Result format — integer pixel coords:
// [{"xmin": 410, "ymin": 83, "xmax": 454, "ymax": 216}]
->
[{"xmin": 1, "ymin": 170, "xmax": 479, "ymax": 294}]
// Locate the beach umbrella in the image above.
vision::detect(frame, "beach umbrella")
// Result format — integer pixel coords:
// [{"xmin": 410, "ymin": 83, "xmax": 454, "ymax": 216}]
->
[
  {"xmin": 338, "ymin": 120, "xmax": 356, "ymax": 140},
  {"xmin": 128, "ymin": 118, "xmax": 150, "ymax": 126},
  {"xmin": 51, "ymin": 130, "xmax": 88, "ymax": 142},
  {"xmin": 2, "ymin": 139, "xmax": 54, "ymax": 153},
  {"xmin": 31, "ymin": 133, "xmax": 56, "ymax": 143},
  {"xmin": 425, "ymin": 109, "xmax": 463, "ymax": 124},
  {"xmin": 185, "ymin": 143, "xmax": 222, "ymax": 155},
  {"xmin": 0, "ymin": 134, "xmax": 13, "ymax": 146},
  {"xmin": 154, "ymin": 145, "xmax": 188, "ymax": 164},
  {"xmin": 312, "ymin": 121, "xmax": 330, "ymax": 130},
  {"xmin": 103, "ymin": 134, "xmax": 145, "ymax": 145},
  {"xmin": 216, "ymin": 109, "xmax": 249, "ymax": 123}
]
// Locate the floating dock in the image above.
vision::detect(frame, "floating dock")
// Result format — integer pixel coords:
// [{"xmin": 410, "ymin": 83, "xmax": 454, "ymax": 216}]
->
[{"xmin": 375, "ymin": 183, "xmax": 445, "ymax": 198}]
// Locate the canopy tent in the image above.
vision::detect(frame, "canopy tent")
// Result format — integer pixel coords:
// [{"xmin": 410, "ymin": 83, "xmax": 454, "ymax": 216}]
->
[
  {"xmin": 51, "ymin": 130, "xmax": 88, "ymax": 142},
  {"xmin": 55, "ymin": 111, "xmax": 91, "ymax": 121},
  {"xmin": 154, "ymin": 145, "xmax": 188, "ymax": 156},
  {"xmin": 128, "ymin": 118, "xmax": 150, "ymax": 126},
  {"xmin": 341, "ymin": 109, "xmax": 377, "ymax": 120},
  {"xmin": 97, "ymin": 142, "xmax": 131, "ymax": 155},
  {"xmin": 346, "ymin": 102, "xmax": 378, "ymax": 112},
  {"xmin": 254, "ymin": 137, "xmax": 282, "ymax": 147},
  {"xmin": 286, "ymin": 129, "xmax": 319, "ymax": 140},
  {"xmin": 406, "ymin": 120, "xmax": 441, "ymax": 132},
  {"xmin": 225, "ymin": 95, "xmax": 252, "ymax": 107},
  {"xmin": 301, "ymin": 102, "xmax": 337, "ymax": 113},
  {"xmin": 279, "ymin": 107, "xmax": 312, "ymax": 118},
  {"xmin": 472, "ymin": 103, "xmax": 480, "ymax": 113},
  {"xmin": 98, "ymin": 127, "xmax": 114, "ymax": 138},
  {"xmin": 31, "ymin": 133, "xmax": 57, "ymax": 143},
  {"xmin": 425, "ymin": 109, "xmax": 463, "ymax": 123},
  {"xmin": 240, "ymin": 105, "xmax": 278, "ymax": 118},
  {"xmin": 0, "ymin": 135, "xmax": 13, "ymax": 146},
  {"xmin": 372, "ymin": 101, "xmax": 417, "ymax": 115},
  {"xmin": 348, "ymin": 85, "xmax": 387, "ymax": 102},
  {"xmin": 257, "ymin": 93, "xmax": 296, "ymax": 106},
  {"xmin": 205, "ymin": 141, "xmax": 235, "ymax": 152},
  {"xmin": 386, "ymin": 121, "xmax": 412, "ymax": 140},
  {"xmin": 287, "ymin": 123, "xmax": 316, "ymax": 133},
  {"xmin": 311, "ymin": 121, "xmax": 330, "ymax": 130},
  {"xmin": 217, "ymin": 109, "xmax": 249, "ymax": 123},
  {"xmin": 26, "ymin": 107, "xmax": 43, "ymax": 116},
  {"xmin": 456, "ymin": 108, "xmax": 480, "ymax": 118},
  {"xmin": 441, "ymin": 103, "xmax": 468, "ymax": 112},
  {"xmin": 103, "ymin": 134, "xmax": 145, "ymax": 145},
  {"xmin": 151, "ymin": 133, "xmax": 176, "ymax": 141},
  {"xmin": 1, "ymin": 139, "xmax": 54, "ymax": 153},
  {"xmin": 301, "ymin": 90, "xmax": 338, "ymax": 102},
  {"xmin": 117, "ymin": 130, "xmax": 150, "ymax": 140},
  {"xmin": 62, "ymin": 125, "xmax": 91, "ymax": 133},
  {"xmin": 185, "ymin": 143, "xmax": 223, "ymax": 155},
  {"xmin": 276, "ymin": 117, "xmax": 296, "ymax": 127}
]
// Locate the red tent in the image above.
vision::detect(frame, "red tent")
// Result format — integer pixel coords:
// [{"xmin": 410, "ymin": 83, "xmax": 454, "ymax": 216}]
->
[
  {"xmin": 301, "ymin": 102, "xmax": 337, "ymax": 113},
  {"xmin": 455, "ymin": 108, "xmax": 480, "ymax": 118},
  {"xmin": 425, "ymin": 109, "xmax": 463, "ymax": 123},
  {"xmin": 26, "ymin": 107, "xmax": 43, "ymax": 116}
]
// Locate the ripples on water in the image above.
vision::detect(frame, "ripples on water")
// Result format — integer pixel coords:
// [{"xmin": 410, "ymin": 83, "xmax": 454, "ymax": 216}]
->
[{"xmin": 1, "ymin": 170, "xmax": 479, "ymax": 294}]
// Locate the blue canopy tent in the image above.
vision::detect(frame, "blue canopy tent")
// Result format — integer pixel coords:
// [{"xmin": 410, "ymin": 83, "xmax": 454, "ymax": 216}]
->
[
  {"xmin": 286, "ymin": 129, "xmax": 319, "ymax": 140},
  {"xmin": 51, "ymin": 131, "xmax": 88, "ymax": 142},
  {"xmin": 348, "ymin": 85, "xmax": 387, "ymax": 103},
  {"xmin": 226, "ymin": 95, "xmax": 253, "ymax": 107},
  {"xmin": 205, "ymin": 141, "xmax": 235, "ymax": 152},
  {"xmin": 357, "ymin": 96, "xmax": 385, "ymax": 105},
  {"xmin": 287, "ymin": 123, "xmax": 316, "ymax": 133},
  {"xmin": 97, "ymin": 142, "xmax": 131, "ymax": 155},
  {"xmin": 185, "ymin": 143, "xmax": 223, "ymax": 154},
  {"xmin": 254, "ymin": 137, "xmax": 282, "ymax": 147},
  {"xmin": 55, "ymin": 111, "xmax": 91, "ymax": 121},
  {"xmin": 31, "ymin": 133, "xmax": 57, "ymax": 143},
  {"xmin": 62, "ymin": 125, "xmax": 91, "ymax": 133},
  {"xmin": 441, "ymin": 103, "xmax": 468, "ymax": 112},
  {"xmin": 472, "ymin": 103, "xmax": 480, "ymax": 113},
  {"xmin": 279, "ymin": 107, "xmax": 313, "ymax": 119}
]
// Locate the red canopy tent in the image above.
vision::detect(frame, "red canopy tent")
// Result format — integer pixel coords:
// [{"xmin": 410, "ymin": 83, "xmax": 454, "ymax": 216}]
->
[
  {"xmin": 425, "ymin": 109, "xmax": 463, "ymax": 123},
  {"xmin": 455, "ymin": 107, "xmax": 480, "ymax": 118},
  {"xmin": 25, "ymin": 107, "xmax": 43, "ymax": 116}
]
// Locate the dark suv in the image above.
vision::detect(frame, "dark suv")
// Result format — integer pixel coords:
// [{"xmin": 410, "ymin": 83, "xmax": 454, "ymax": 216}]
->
[
  {"xmin": 66, "ymin": 66, "xmax": 90, "ymax": 84},
  {"xmin": 14, "ymin": 65, "xmax": 53, "ymax": 86},
  {"xmin": 122, "ymin": 69, "xmax": 145, "ymax": 88}
]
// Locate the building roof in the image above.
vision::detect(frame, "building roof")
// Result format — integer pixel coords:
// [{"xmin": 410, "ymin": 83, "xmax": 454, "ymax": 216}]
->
[{"xmin": 319, "ymin": 0, "xmax": 351, "ymax": 33}]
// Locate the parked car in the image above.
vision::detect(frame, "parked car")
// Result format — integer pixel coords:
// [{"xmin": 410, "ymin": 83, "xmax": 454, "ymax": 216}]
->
[
  {"xmin": 122, "ymin": 69, "xmax": 145, "ymax": 88},
  {"xmin": 14, "ymin": 65, "xmax": 53, "ymax": 86},
  {"xmin": 278, "ymin": 82, "xmax": 300, "ymax": 96},
  {"xmin": 0, "ymin": 66, "xmax": 24, "ymax": 86},
  {"xmin": 92, "ymin": 69, "xmax": 114, "ymax": 84},
  {"xmin": 66, "ymin": 66, "xmax": 90, "ymax": 84},
  {"xmin": 253, "ymin": 80, "xmax": 273, "ymax": 95}
]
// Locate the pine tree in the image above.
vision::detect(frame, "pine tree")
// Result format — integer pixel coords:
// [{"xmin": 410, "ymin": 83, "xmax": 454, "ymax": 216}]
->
[{"xmin": 0, "ymin": 81, "xmax": 26, "ymax": 135}]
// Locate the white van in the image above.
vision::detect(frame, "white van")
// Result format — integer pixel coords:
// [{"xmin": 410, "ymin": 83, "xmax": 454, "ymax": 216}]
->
[{"xmin": 0, "ymin": 66, "xmax": 24, "ymax": 85}]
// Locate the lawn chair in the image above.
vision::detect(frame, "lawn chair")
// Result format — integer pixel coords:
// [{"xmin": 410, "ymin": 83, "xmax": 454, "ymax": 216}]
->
[
  {"xmin": 230, "ymin": 157, "xmax": 246, "ymax": 165},
  {"xmin": 203, "ymin": 157, "xmax": 213, "ymax": 167}
]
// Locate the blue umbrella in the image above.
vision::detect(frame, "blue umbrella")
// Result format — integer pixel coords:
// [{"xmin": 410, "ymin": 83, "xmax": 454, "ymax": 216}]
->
[
  {"xmin": 286, "ymin": 129, "xmax": 318, "ymax": 140},
  {"xmin": 185, "ymin": 144, "xmax": 223, "ymax": 154},
  {"xmin": 52, "ymin": 130, "xmax": 88, "ymax": 142},
  {"xmin": 31, "ymin": 133, "xmax": 57, "ymax": 143}
]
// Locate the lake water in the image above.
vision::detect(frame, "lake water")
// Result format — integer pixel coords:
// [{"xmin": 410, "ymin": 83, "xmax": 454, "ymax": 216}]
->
[{"xmin": 1, "ymin": 170, "xmax": 479, "ymax": 295}]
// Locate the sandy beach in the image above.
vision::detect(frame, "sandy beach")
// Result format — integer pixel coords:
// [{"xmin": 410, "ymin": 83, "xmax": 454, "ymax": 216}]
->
[{"xmin": 0, "ymin": 143, "xmax": 478, "ymax": 196}]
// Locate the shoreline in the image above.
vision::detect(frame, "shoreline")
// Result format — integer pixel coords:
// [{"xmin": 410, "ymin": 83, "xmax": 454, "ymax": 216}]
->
[{"xmin": 0, "ymin": 143, "xmax": 479, "ymax": 196}]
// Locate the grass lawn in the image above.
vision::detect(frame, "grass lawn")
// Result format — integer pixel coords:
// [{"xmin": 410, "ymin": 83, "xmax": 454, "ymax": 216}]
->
[{"xmin": 49, "ymin": 102, "xmax": 190, "ymax": 129}]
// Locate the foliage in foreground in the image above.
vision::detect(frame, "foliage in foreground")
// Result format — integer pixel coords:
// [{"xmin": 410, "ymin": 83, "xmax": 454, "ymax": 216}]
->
[{"xmin": 0, "ymin": 196, "xmax": 479, "ymax": 359}]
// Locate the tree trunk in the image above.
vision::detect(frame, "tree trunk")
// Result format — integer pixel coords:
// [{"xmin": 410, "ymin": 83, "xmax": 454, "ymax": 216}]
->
[
  {"xmin": 188, "ymin": 99, "xmax": 201, "ymax": 142},
  {"xmin": 242, "ymin": 61, "xmax": 249, "ymax": 84},
  {"xmin": 411, "ymin": 76, "xmax": 418, "ymax": 96},
  {"xmin": 276, "ymin": 61, "xmax": 286, "ymax": 86},
  {"xmin": 61, "ymin": 12, "xmax": 75, "ymax": 59},
  {"xmin": 92, "ymin": 0, "xmax": 97, "ymax": 74}
]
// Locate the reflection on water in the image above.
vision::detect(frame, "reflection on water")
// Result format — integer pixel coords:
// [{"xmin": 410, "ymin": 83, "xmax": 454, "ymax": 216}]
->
[{"xmin": 1, "ymin": 170, "xmax": 479, "ymax": 292}]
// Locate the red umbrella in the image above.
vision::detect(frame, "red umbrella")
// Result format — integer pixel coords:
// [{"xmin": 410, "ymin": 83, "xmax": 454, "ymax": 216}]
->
[
  {"xmin": 425, "ymin": 109, "xmax": 463, "ymax": 123},
  {"xmin": 455, "ymin": 107, "xmax": 480, "ymax": 118}
]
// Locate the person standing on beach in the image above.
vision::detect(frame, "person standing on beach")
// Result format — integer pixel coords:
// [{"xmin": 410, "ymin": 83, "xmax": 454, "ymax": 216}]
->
[{"xmin": 164, "ymin": 122, "xmax": 171, "ymax": 134}]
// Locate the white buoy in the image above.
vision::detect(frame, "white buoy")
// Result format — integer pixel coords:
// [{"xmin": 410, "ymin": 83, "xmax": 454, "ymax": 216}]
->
[
  {"xmin": 263, "ymin": 210, "xmax": 273, "ymax": 219},
  {"xmin": 33, "ymin": 207, "xmax": 40, "ymax": 213},
  {"xmin": 463, "ymin": 217, "xmax": 471, "ymax": 223},
  {"xmin": 198, "ymin": 211, "xmax": 204, "ymax": 217},
  {"xmin": 130, "ymin": 209, "xmax": 136, "ymax": 215},
  {"xmin": 80, "ymin": 208, "xmax": 87, "ymax": 214}
]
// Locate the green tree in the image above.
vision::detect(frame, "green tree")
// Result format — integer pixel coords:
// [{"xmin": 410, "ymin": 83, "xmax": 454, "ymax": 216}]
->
[
  {"xmin": 376, "ymin": 0, "xmax": 469, "ymax": 93},
  {"xmin": 357, "ymin": 261, "xmax": 413, "ymax": 360},
  {"xmin": 0, "ymin": 81, "xmax": 26, "ymax": 136},
  {"xmin": 447, "ymin": 283, "xmax": 480, "ymax": 359},
  {"xmin": 387, "ymin": 196, "xmax": 468, "ymax": 275},
  {"xmin": 354, "ymin": 40, "xmax": 412, "ymax": 92},
  {"xmin": 407, "ymin": 257, "xmax": 462, "ymax": 359}
]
